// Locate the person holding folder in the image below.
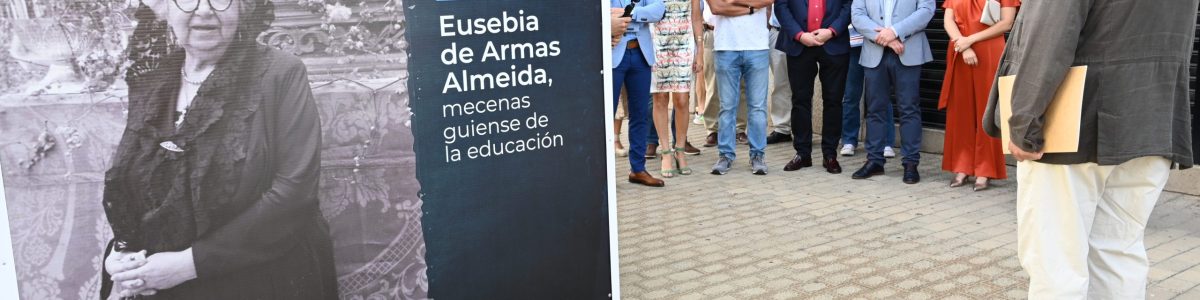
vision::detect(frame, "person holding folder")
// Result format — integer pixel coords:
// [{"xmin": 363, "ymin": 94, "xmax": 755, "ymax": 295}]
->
[{"xmin": 982, "ymin": 0, "xmax": 1197, "ymax": 298}]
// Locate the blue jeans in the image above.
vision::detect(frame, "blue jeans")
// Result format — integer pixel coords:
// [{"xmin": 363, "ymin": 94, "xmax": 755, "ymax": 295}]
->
[
  {"xmin": 715, "ymin": 50, "xmax": 770, "ymax": 159},
  {"xmin": 613, "ymin": 49, "xmax": 653, "ymax": 172},
  {"xmin": 842, "ymin": 47, "xmax": 895, "ymax": 147},
  {"xmin": 864, "ymin": 51, "xmax": 922, "ymax": 165}
]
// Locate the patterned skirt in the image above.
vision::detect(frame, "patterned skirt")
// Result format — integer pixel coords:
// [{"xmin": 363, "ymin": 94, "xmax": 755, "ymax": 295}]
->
[{"xmin": 650, "ymin": 0, "xmax": 695, "ymax": 93}]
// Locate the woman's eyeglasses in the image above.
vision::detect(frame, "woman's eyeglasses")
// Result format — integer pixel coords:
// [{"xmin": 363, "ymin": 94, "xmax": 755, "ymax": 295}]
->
[{"xmin": 172, "ymin": 0, "xmax": 233, "ymax": 13}]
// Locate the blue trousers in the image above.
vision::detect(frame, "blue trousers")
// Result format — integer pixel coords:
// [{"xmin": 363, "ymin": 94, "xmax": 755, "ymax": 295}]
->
[
  {"xmin": 863, "ymin": 51, "xmax": 922, "ymax": 165},
  {"xmin": 613, "ymin": 49, "xmax": 653, "ymax": 172},
  {"xmin": 715, "ymin": 50, "xmax": 770, "ymax": 159},
  {"xmin": 842, "ymin": 47, "xmax": 895, "ymax": 147}
]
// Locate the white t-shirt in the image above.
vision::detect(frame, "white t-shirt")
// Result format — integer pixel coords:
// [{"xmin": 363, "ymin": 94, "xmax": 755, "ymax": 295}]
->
[{"xmin": 705, "ymin": 6, "xmax": 770, "ymax": 51}]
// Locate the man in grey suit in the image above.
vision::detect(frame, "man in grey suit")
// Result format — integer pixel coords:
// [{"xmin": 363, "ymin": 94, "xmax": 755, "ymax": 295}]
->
[
  {"xmin": 982, "ymin": 1, "xmax": 1197, "ymax": 298},
  {"xmin": 848, "ymin": 0, "xmax": 934, "ymax": 184}
]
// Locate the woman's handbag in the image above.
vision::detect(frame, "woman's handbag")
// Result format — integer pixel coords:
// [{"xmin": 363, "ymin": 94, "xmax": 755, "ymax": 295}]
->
[{"xmin": 980, "ymin": 0, "xmax": 1002, "ymax": 26}]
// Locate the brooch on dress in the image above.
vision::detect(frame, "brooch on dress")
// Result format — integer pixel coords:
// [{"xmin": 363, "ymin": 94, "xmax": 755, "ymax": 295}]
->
[{"xmin": 160, "ymin": 141, "xmax": 185, "ymax": 153}]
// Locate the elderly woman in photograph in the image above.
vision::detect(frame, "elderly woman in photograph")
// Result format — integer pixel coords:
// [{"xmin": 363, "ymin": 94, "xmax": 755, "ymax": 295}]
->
[{"xmin": 99, "ymin": 0, "xmax": 336, "ymax": 298}]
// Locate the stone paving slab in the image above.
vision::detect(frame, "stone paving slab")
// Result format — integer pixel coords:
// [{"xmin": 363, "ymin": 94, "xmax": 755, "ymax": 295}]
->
[{"xmin": 615, "ymin": 122, "xmax": 1200, "ymax": 299}]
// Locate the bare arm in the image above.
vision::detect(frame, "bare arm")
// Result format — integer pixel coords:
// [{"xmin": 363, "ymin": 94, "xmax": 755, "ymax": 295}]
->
[
  {"xmin": 693, "ymin": 0, "xmax": 705, "ymax": 46},
  {"xmin": 942, "ymin": 8, "xmax": 965, "ymax": 41},
  {"xmin": 707, "ymin": 0, "xmax": 752, "ymax": 16},
  {"xmin": 692, "ymin": 0, "xmax": 706, "ymax": 73},
  {"xmin": 709, "ymin": 0, "xmax": 773, "ymax": 16},
  {"xmin": 729, "ymin": 0, "xmax": 775, "ymax": 7},
  {"xmin": 958, "ymin": 7, "xmax": 1018, "ymax": 48}
]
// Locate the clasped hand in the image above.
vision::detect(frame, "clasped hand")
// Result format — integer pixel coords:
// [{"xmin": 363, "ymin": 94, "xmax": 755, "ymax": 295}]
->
[
  {"xmin": 873, "ymin": 27, "xmax": 898, "ymax": 45},
  {"xmin": 799, "ymin": 29, "xmax": 834, "ymax": 47},
  {"xmin": 872, "ymin": 27, "xmax": 904, "ymax": 54},
  {"xmin": 951, "ymin": 35, "xmax": 977, "ymax": 53},
  {"xmin": 105, "ymin": 247, "xmax": 198, "ymax": 298}
]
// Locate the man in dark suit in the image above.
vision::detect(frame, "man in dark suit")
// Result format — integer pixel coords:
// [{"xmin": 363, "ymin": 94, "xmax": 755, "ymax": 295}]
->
[
  {"xmin": 774, "ymin": 0, "xmax": 851, "ymax": 174},
  {"xmin": 982, "ymin": 1, "xmax": 1197, "ymax": 298}
]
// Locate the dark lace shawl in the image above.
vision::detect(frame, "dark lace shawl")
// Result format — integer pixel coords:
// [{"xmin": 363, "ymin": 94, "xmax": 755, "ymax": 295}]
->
[
  {"xmin": 103, "ymin": 0, "xmax": 276, "ymax": 253},
  {"xmin": 104, "ymin": 44, "xmax": 263, "ymax": 254}
]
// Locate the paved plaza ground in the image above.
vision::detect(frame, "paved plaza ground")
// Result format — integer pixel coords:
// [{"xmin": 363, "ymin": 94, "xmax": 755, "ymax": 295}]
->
[{"xmin": 615, "ymin": 123, "xmax": 1200, "ymax": 299}]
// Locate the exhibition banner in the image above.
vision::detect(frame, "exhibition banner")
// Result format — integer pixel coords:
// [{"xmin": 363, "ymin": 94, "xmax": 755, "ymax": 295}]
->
[
  {"xmin": 0, "ymin": 0, "xmax": 614, "ymax": 299},
  {"xmin": 404, "ymin": 0, "xmax": 614, "ymax": 298}
]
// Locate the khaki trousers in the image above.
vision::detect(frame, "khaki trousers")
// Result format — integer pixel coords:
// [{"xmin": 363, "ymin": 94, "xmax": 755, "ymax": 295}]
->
[
  {"xmin": 1017, "ymin": 156, "xmax": 1171, "ymax": 300},
  {"xmin": 768, "ymin": 29, "xmax": 792, "ymax": 134}
]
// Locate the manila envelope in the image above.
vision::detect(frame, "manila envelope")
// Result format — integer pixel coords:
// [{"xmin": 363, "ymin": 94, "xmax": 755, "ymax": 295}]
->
[{"xmin": 998, "ymin": 66, "xmax": 1086, "ymax": 154}]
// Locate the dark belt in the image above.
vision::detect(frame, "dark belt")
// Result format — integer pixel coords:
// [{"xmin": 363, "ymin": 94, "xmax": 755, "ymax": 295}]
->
[
  {"xmin": 627, "ymin": 39, "xmax": 640, "ymax": 49},
  {"xmin": 703, "ymin": 24, "xmax": 714, "ymax": 31}
]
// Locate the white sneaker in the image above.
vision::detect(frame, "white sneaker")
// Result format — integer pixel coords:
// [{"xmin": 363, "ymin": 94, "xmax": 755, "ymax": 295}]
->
[
  {"xmin": 840, "ymin": 144, "xmax": 855, "ymax": 156},
  {"xmin": 691, "ymin": 113, "xmax": 704, "ymax": 125},
  {"xmin": 883, "ymin": 146, "xmax": 896, "ymax": 158}
]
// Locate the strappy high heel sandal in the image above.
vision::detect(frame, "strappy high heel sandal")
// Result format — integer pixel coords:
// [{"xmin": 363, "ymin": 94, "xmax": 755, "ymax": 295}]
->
[
  {"xmin": 659, "ymin": 148, "xmax": 677, "ymax": 178},
  {"xmin": 674, "ymin": 147, "xmax": 692, "ymax": 175}
]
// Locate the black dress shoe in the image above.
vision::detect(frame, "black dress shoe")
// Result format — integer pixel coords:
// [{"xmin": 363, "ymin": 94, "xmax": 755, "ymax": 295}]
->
[
  {"xmin": 704, "ymin": 132, "xmax": 718, "ymax": 147},
  {"xmin": 822, "ymin": 158, "xmax": 842, "ymax": 174},
  {"xmin": 645, "ymin": 144, "xmax": 658, "ymax": 159},
  {"xmin": 783, "ymin": 155, "xmax": 813, "ymax": 171},
  {"xmin": 736, "ymin": 132, "xmax": 749, "ymax": 145},
  {"xmin": 902, "ymin": 163, "xmax": 921, "ymax": 184},
  {"xmin": 851, "ymin": 162, "xmax": 885, "ymax": 179},
  {"xmin": 766, "ymin": 132, "xmax": 793, "ymax": 144}
]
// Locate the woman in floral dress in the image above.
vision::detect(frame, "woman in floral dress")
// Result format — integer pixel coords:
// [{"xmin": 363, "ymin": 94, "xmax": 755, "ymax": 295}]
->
[{"xmin": 649, "ymin": 0, "xmax": 703, "ymax": 177}]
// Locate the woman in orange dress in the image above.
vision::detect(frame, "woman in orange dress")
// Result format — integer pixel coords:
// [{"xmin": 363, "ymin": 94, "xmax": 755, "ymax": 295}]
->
[{"xmin": 939, "ymin": 0, "xmax": 1020, "ymax": 191}]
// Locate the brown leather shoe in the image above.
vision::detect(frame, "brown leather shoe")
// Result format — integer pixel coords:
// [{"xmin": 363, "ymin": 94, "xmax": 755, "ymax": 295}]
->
[
  {"xmin": 704, "ymin": 132, "xmax": 718, "ymax": 147},
  {"xmin": 736, "ymin": 132, "xmax": 749, "ymax": 145},
  {"xmin": 628, "ymin": 171, "xmax": 665, "ymax": 187},
  {"xmin": 683, "ymin": 141, "xmax": 702, "ymax": 155},
  {"xmin": 822, "ymin": 158, "xmax": 842, "ymax": 174},
  {"xmin": 783, "ymin": 154, "xmax": 813, "ymax": 171}
]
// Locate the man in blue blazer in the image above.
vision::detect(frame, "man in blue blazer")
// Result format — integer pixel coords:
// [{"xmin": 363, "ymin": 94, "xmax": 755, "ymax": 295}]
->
[
  {"xmin": 849, "ymin": 0, "xmax": 934, "ymax": 184},
  {"xmin": 775, "ymin": 0, "xmax": 852, "ymax": 174},
  {"xmin": 611, "ymin": 0, "xmax": 665, "ymax": 187}
]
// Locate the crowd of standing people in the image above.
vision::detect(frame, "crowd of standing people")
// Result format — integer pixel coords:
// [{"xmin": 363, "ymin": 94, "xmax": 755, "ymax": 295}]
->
[
  {"xmin": 610, "ymin": 0, "xmax": 1017, "ymax": 188},
  {"xmin": 611, "ymin": 0, "xmax": 1198, "ymax": 299}
]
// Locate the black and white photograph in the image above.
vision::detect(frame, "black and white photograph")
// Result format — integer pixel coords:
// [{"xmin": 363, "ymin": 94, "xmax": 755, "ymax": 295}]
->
[
  {"xmin": 1, "ymin": 0, "xmax": 618, "ymax": 298},
  {"xmin": 0, "ymin": 0, "xmax": 427, "ymax": 298}
]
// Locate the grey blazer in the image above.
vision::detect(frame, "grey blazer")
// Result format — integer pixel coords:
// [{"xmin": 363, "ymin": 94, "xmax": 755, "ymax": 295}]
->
[
  {"xmin": 850, "ymin": 0, "xmax": 936, "ymax": 68},
  {"xmin": 982, "ymin": 0, "xmax": 1196, "ymax": 169}
]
